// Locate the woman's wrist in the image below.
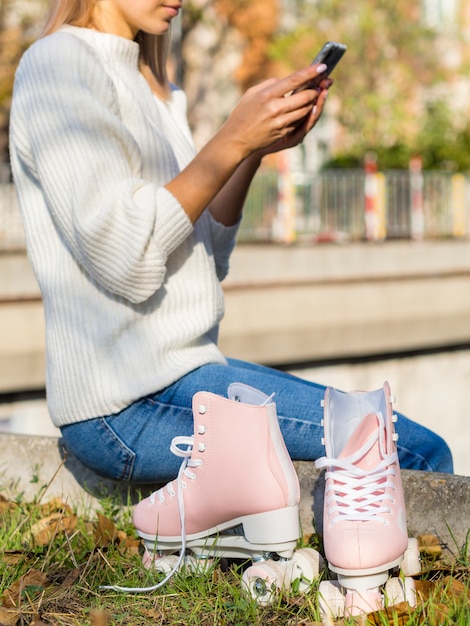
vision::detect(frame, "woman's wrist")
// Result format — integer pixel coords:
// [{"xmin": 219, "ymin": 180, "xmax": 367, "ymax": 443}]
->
[{"xmin": 246, "ymin": 151, "xmax": 263, "ymax": 167}]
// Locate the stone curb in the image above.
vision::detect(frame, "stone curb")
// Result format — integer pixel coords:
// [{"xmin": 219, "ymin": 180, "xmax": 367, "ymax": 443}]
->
[{"xmin": 1, "ymin": 433, "xmax": 469, "ymax": 552}]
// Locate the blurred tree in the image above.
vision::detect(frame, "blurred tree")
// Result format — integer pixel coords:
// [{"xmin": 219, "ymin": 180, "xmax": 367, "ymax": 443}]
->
[
  {"xmin": 416, "ymin": 101, "xmax": 470, "ymax": 171},
  {"xmin": 270, "ymin": 0, "xmax": 450, "ymax": 160},
  {"xmin": 214, "ymin": 0, "xmax": 279, "ymax": 90},
  {"xmin": 2, "ymin": 0, "xmax": 469, "ymax": 171},
  {"xmin": 180, "ymin": 0, "xmax": 279, "ymax": 146},
  {"xmin": 0, "ymin": 0, "xmax": 46, "ymax": 164}
]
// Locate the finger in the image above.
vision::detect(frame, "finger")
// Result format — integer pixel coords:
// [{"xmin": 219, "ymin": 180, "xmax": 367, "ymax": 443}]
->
[
  {"xmin": 279, "ymin": 86, "xmax": 326, "ymax": 132},
  {"xmin": 267, "ymin": 63, "xmax": 328, "ymax": 98},
  {"xmin": 318, "ymin": 77, "xmax": 334, "ymax": 91},
  {"xmin": 317, "ymin": 88, "xmax": 329, "ymax": 110},
  {"xmin": 247, "ymin": 77, "xmax": 278, "ymax": 95},
  {"xmin": 279, "ymin": 101, "xmax": 319, "ymax": 133},
  {"xmin": 306, "ymin": 89, "xmax": 329, "ymax": 129},
  {"xmin": 283, "ymin": 80, "xmax": 323, "ymax": 115}
]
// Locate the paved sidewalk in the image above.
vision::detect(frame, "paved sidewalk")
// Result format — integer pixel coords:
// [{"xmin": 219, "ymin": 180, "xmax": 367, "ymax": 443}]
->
[{"xmin": 1, "ymin": 433, "xmax": 468, "ymax": 552}]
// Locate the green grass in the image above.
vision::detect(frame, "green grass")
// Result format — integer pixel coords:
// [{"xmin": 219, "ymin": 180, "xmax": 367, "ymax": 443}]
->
[{"xmin": 0, "ymin": 488, "xmax": 468, "ymax": 626}]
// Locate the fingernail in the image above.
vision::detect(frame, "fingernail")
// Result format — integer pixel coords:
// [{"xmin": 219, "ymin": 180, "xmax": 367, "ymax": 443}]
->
[{"xmin": 317, "ymin": 63, "xmax": 327, "ymax": 73}]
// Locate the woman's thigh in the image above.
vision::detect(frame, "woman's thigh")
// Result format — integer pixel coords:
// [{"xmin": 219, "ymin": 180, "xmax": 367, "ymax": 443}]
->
[
  {"xmin": 61, "ymin": 359, "xmax": 453, "ymax": 482},
  {"xmin": 60, "ymin": 360, "xmax": 324, "ymax": 483}
]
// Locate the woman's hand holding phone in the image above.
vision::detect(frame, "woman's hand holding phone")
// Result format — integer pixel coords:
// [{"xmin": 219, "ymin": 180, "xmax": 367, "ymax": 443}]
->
[{"xmin": 214, "ymin": 42, "xmax": 346, "ymax": 162}]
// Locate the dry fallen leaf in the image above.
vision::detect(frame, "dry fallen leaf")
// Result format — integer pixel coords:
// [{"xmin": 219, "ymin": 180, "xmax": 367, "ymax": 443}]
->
[
  {"xmin": 36, "ymin": 498, "xmax": 72, "ymax": 517},
  {"xmin": 138, "ymin": 607, "xmax": 166, "ymax": 620},
  {"xmin": 414, "ymin": 575, "xmax": 470, "ymax": 606},
  {"xmin": 427, "ymin": 603, "xmax": 450, "ymax": 624},
  {"xmin": 28, "ymin": 512, "xmax": 78, "ymax": 546},
  {"xmin": 1, "ymin": 569, "xmax": 49, "ymax": 608},
  {"xmin": 58, "ymin": 567, "xmax": 81, "ymax": 589},
  {"xmin": 90, "ymin": 608, "xmax": 111, "ymax": 626},
  {"xmin": 441, "ymin": 575, "xmax": 470, "ymax": 601},
  {"xmin": 115, "ymin": 528, "xmax": 141, "ymax": 554},
  {"xmin": 2, "ymin": 550, "xmax": 28, "ymax": 565},
  {"xmin": 0, "ymin": 498, "xmax": 18, "ymax": 516},
  {"xmin": 94, "ymin": 513, "xmax": 117, "ymax": 547},
  {"xmin": 0, "ymin": 606, "xmax": 19, "ymax": 625},
  {"xmin": 418, "ymin": 534, "xmax": 442, "ymax": 558},
  {"xmin": 414, "ymin": 578, "xmax": 436, "ymax": 602},
  {"xmin": 365, "ymin": 601, "xmax": 414, "ymax": 625},
  {"xmin": 30, "ymin": 615, "xmax": 48, "ymax": 626}
]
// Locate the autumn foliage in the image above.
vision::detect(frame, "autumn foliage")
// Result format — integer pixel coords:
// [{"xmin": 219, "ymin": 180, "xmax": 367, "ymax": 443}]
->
[{"xmin": 215, "ymin": 0, "xmax": 279, "ymax": 89}]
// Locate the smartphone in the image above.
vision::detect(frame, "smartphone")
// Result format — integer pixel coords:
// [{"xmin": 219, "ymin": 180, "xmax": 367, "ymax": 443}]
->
[{"xmin": 293, "ymin": 41, "xmax": 347, "ymax": 93}]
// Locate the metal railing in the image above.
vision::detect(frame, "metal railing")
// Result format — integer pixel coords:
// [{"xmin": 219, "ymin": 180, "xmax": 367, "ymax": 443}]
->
[
  {"xmin": 239, "ymin": 167, "xmax": 470, "ymax": 243},
  {"xmin": 1, "ymin": 163, "xmax": 470, "ymax": 250}
]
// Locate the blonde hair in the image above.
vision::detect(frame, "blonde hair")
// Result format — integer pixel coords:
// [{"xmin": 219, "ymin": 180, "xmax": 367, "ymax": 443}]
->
[{"xmin": 41, "ymin": 0, "xmax": 170, "ymax": 91}]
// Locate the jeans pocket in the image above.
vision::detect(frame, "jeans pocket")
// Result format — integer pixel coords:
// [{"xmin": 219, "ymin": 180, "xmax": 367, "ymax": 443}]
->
[{"xmin": 61, "ymin": 417, "xmax": 136, "ymax": 481}]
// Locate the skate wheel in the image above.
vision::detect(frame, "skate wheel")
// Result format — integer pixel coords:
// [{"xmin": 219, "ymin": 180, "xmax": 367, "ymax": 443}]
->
[
  {"xmin": 143, "ymin": 551, "xmax": 180, "ymax": 574},
  {"xmin": 143, "ymin": 553, "xmax": 213, "ymax": 576},
  {"xmin": 385, "ymin": 576, "xmax": 417, "ymax": 607},
  {"xmin": 242, "ymin": 561, "xmax": 286, "ymax": 606},
  {"xmin": 318, "ymin": 580, "xmax": 345, "ymax": 619},
  {"xmin": 185, "ymin": 555, "xmax": 214, "ymax": 574},
  {"xmin": 401, "ymin": 538, "xmax": 421, "ymax": 577},
  {"xmin": 291, "ymin": 548, "xmax": 323, "ymax": 592}
]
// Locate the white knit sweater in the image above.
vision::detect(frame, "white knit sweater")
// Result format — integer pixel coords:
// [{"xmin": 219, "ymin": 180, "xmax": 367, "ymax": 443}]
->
[{"xmin": 9, "ymin": 26, "xmax": 238, "ymax": 427}]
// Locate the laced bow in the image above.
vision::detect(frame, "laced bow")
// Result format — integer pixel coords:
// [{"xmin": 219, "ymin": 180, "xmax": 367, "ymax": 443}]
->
[{"xmin": 100, "ymin": 436, "xmax": 196, "ymax": 593}]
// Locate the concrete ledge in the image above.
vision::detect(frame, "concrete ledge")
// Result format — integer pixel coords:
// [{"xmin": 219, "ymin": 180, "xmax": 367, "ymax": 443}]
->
[{"xmin": 1, "ymin": 433, "xmax": 468, "ymax": 552}]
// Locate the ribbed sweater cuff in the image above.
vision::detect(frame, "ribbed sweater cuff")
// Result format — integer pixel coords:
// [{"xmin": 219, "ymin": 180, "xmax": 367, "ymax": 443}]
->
[{"xmin": 153, "ymin": 186, "xmax": 194, "ymax": 254}]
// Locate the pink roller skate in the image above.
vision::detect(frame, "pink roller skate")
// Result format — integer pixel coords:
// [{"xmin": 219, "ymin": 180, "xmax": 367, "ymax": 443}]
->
[
  {"xmin": 315, "ymin": 382, "xmax": 420, "ymax": 619},
  {"xmin": 128, "ymin": 384, "xmax": 322, "ymax": 605}
]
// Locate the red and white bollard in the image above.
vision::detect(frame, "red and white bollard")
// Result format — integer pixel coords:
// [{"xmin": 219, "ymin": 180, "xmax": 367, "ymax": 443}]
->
[{"xmin": 410, "ymin": 155, "xmax": 424, "ymax": 241}]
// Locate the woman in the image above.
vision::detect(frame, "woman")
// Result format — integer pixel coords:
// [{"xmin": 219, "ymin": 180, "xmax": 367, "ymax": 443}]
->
[{"xmin": 9, "ymin": 0, "xmax": 453, "ymax": 493}]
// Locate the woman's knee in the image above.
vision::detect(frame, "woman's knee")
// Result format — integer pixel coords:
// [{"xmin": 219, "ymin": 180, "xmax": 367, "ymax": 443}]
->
[{"xmin": 396, "ymin": 418, "xmax": 453, "ymax": 473}]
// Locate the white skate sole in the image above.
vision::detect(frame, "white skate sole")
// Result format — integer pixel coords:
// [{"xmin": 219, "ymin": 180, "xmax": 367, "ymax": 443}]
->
[
  {"xmin": 137, "ymin": 505, "xmax": 301, "ymax": 556},
  {"xmin": 138, "ymin": 506, "xmax": 325, "ymax": 606}
]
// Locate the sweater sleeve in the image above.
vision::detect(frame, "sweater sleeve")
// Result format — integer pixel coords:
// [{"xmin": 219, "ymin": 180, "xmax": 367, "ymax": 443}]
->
[
  {"xmin": 10, "ymin": 33, "xmax": 193, "ymax": 304},
  {"xmin": 207, "ymin": 212, "xmax": 240, "ymax": 281}
]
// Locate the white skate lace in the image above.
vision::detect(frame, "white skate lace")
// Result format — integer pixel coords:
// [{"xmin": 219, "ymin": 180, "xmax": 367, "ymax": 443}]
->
[
  {"xmin": 99, "ymin": 436, "xmax": 196, "ymax": 593},
  {"xmin": 315, "ymin": 412, "xmax": 398, "ymax": 526}
]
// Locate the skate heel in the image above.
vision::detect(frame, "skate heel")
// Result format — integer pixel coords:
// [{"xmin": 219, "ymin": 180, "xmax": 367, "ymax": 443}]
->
[
  {"xmin": 344, "ymin": 589, "xmax": 383, "ymax": 616},
  {"xmin": 240, "ymin": 505, "xmax": 300, "ymax": 545},
  {"xmin": 341, "ymin": 572, "xmax": 388, "ymax": 616},
  {"xmin": 319, "ymin": 572, "xmax": 387, "ymax": 618}
]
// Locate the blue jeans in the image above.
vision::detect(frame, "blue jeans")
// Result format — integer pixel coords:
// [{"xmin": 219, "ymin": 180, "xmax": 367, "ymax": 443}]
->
[{"xmin": 61, "ymin": 358, "xmax": 454, "ymax": 483}]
